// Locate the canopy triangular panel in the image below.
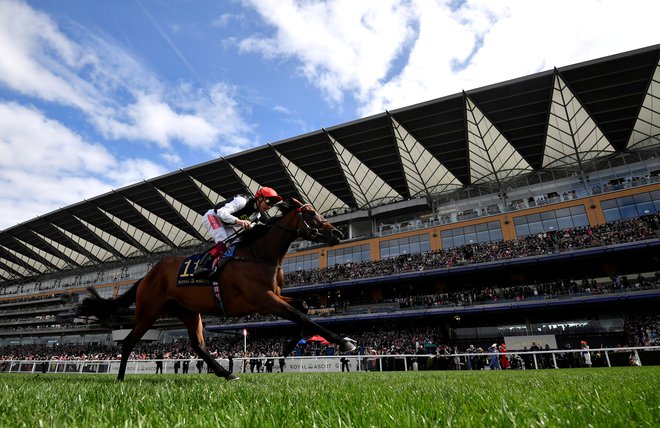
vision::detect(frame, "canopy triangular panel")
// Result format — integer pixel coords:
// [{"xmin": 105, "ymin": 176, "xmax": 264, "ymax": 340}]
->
[{"xmin": 543, "ymin": 73, "xmax": 616, "ymax": 169}]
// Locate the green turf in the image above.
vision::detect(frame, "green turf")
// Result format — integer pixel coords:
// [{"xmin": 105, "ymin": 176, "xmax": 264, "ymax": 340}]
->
[{"xmin": 0, "ymin": 367, "xmax": 658, "ymax": 427}]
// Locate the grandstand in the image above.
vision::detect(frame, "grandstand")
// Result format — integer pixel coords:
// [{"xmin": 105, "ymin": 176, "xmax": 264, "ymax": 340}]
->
[{"xmin": 1, "ymin": 45, "xmax": 659, "ymax": 365}]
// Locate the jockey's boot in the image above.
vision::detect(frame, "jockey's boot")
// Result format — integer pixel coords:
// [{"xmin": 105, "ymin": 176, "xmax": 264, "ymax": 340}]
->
[{"xmin": 193, "ymin": 252, "xmax": 214, "ymax": 277}]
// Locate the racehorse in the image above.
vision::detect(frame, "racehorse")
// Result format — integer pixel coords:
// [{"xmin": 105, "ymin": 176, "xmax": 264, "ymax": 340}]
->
[{"xmin": 77, "ymin": 197, "xmax": 355, "ymax": 381}]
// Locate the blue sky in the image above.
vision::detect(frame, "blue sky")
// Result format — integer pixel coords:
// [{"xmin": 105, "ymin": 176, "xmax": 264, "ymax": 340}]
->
[{"xmin": 0, "ymin": 0, "xmax": 659, "ymax": 230}]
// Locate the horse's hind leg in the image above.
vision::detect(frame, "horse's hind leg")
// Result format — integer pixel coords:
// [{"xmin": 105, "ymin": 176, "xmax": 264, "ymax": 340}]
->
[
  {"xmin": 117, "ymin": 296, "xmax": 162, "ymax": 381},
  {"xmin": 178, "ymin": 309, "xmax": 238, "ymax": 381},
  {"xmin": 280, "ymin": 296, "xmax": 308, "ymax": 356},
  {"xmin": 117, "ymin": 313, "xmax": 160, "ymax": 381}
]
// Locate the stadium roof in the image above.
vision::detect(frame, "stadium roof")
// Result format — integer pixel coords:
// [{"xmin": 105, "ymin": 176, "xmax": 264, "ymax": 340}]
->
[{"xmin": 1, "ymin": 44, "xmax": 659, "ymax": 284}]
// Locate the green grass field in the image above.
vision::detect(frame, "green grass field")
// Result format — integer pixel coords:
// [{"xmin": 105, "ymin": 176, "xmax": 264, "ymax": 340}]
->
[{"xmin": 1, "ymin": 367, "xmax": 658, "ymax": 427}]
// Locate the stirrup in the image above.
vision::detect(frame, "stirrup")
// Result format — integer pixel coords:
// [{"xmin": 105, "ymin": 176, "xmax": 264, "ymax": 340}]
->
[
  {"xmin": 193, "ymin": 266, "xmax": 213, "ymax": 277},
  {"xmin": 193, "ymin": 254, "xmax": 214, "ymax": 277}
]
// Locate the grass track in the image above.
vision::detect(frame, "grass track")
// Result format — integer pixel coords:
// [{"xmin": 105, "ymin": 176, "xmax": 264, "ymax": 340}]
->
[{"xmin": 0, "ymin": 367, "xmax": 658, "ymax": 427}]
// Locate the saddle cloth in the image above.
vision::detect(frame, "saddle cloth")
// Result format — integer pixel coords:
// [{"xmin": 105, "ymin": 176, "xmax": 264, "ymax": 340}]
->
[{"xmin": 175, "ymin": 246, "xmax": 236, "ymax": 287}]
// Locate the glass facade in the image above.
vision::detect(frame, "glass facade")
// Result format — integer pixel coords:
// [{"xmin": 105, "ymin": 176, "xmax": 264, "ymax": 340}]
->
[
  {"xmin": 328, "ymin": 244, "xmax": 371, "ymax": 267},
  {"xmin": 514, "ymin": 205, "xmax": 588, "ymax": 237},
  {"xmin": 379, "ymin": 234, "xmax": 431, "ymax": 259},
  {"xmin": 600, "ymin": 190, "xmax": 660, "ymax": 222},
  {"xmin": 283, "ymin": 253, "xmax": 319, "ymax": 273},
  {"xmin": 441, "ymin": 221, "xmax": 502, "ymax": 249}
]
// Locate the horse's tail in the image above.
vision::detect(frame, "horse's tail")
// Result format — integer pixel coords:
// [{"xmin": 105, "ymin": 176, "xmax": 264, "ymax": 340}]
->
[{"xmin": 77, "ymin": 278, "xmax": 141, "ymax": 321}]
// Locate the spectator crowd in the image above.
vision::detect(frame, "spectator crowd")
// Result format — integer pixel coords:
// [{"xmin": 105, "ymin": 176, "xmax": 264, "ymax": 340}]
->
[
  {"xmin": 1, "ymin": 315, "xmax": 658, "ymax": 365},
  {"xmin": 285, "ymin": 214, "xmax": 659, "ymax": 286}
]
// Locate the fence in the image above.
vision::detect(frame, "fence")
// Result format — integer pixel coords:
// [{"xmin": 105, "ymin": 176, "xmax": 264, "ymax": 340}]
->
[{"xmin": 1, "ymin": 346, "xmax": 658, "ymax": 375}]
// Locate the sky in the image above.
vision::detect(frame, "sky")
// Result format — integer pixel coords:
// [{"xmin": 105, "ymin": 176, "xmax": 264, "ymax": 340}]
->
[{"xmin": 0, "ymin": 0, "xmax": 658, "ymax": 230}]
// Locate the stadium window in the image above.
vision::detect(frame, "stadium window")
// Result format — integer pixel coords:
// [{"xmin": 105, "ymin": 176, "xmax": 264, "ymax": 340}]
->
[
  {"xmin": 633, "ymin": 193, "xmax": 655, "ymax": 215},
  {"xmin": 528, "ymin": 220, "xmax": 544, "ymax": 235},
  {"xmin": 571, "ymin": 216, "xmax": 589, "ymax": 228},
  {"xmin": 379, "ymin": 234, "xmax": 430, "ymax": 257},
  {"xmin": 513, "ymin": 216, "xmax": 529, "ymax": 237},
  {"xmin": 464, "ymin": 233, "xmax": 477, "ymax": 245},
  {"xmin": 420, "ymin": 237, "xmax": 431, "ymax": 252},
  {"xmin": 283, "ymin": 253, "xmax": 319, "ymax": 273},
  {"xmin": 362, "ymin": 247, "xmax": 370, "ymax": 261},
  {"xmin": 513, "ymin": 206, "xmax": 587, "ymax": 237},
  {"xmin": 544, "ymin": 220, "xmax": 559, "ymax": 231},
  {"xmin": 441, "ymin": 234, "xmax": 453, "ymax": 249},
  {"xmin": 328, "ymin": 245, "xmax": 370, "ymax": 267},
  {"xmin": 380, "ymin": 246, "xmax": 390, "ymax": 259},
  {"xmin": 476, "ymin": 230, "xmax": 489, "ymax": 244},
  {"xmin": 619, "ymin": 205, "xmax": 639, "ymax": 219},
  {"xmin": 461, "ymin": 225, "xmax": 475, "ymax": 244},
  {"xmin": 452, "ymin": 234, "xmax": 466, "ymax": 247},
  {"xmin": 488, "ymin": 228, "xmax": 503, "ymax": 242},
  {"xmin": 599, "ymin": 194, "xmax": 660, "ymax": 222},
  {"xmin": 602, "ymin": 207, "xmax": 621, "ymax": 222},
  {"xmin": 653, "ymin": 190, "xmax": 660, "ymax": 211},
  {"xmin": 556, "ymin": 215, "xmax": 574, "ymax": 230},
  {"xmin": 440, "ymin": 223, "xmax": 501, "ymax": 249}
]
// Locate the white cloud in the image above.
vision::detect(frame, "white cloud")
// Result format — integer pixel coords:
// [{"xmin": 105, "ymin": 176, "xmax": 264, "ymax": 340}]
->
[
  {"xmin": 0, "ymin": 0, "xmax": 97, "ymax": 111},
  {"xmin": 103, "ymin": 93, "xmax": 219, "ymax": 148},
  {"xmin": 240, "ymin": 0, "xmax": 660, "ymax": 118},
  {"xmin": 0, "ymin": 0, "xmax": 257, "ymax": 154},
  {"xmin": 0, "ymin": 102, "xmax": 166, "ymax": 229},
  {"xmin": 212, "ymin": 13, "xmax": 244, "ymax": 28},
  {"xmin": 161, "ymin": 152, "xmax": 182, "ymax": 165},
  {"xmin": 188, "ymin": 82, "xmax": 258, "ymax": 155},
  {"xmin": 0, "ymin": 103, "xmax": 114, "ymax": 173},
  {"xmin": 104, "ymin": 158, "xmax": 169, "ymax": 187},
  {"xmin": 361, "ymin": 0, "xmax": 660, "ymax": 115},
  {"xmin": 240, "ymin": 0, "xmax": 416, "ymax": 104}
]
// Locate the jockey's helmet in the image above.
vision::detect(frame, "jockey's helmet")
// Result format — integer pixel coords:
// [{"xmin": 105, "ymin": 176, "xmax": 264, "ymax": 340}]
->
[{"xmin": 255, "ymin": 187, "xmax": 282, "ymax": 203}]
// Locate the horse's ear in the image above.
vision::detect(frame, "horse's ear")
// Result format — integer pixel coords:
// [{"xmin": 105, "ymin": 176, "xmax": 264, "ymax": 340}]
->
[
  {"xmin": 289, "ymin": 196, "xmax": 308, "ymax": 207},
  {"xmin": 283, "ymin": 196, "xmax": 301, "ymax": 208},
  {"xmin": 279, "ymin": 196, "xmax": 308, "ymax": 213},
  {"xmin": 276, "ymin": 197, "xmax": 293, "ymax": 212}
]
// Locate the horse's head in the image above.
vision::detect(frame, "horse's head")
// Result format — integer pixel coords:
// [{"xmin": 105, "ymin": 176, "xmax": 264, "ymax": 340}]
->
[{"xmin": 281, "ymin": 197, "xmax": 343, "ymax": 245}]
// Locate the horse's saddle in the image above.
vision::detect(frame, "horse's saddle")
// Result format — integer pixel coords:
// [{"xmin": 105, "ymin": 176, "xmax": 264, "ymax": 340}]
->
[{"xmin": 176, "ymin": 246, "xmax": 235, "ymax": 287}]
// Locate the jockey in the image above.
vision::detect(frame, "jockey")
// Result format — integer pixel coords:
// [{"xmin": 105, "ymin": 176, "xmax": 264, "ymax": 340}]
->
[{"xmin": 193, "ymin": 187, "xmax": 282, "ymax": 277}]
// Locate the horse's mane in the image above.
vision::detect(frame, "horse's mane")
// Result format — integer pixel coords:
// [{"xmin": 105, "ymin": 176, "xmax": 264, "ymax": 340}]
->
[{"xmin": 234, "ymin": 197, "xmax": 301, "ymax": 246}]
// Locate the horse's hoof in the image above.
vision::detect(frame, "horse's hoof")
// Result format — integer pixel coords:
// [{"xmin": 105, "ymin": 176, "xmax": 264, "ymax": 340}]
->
[
  {"xmin": 339, "ymin": 337, "xmax": 356, "ymax": 352},
  {"xmin": 226, "ymin": 374, "xmax": 240, "ymax": 381}
]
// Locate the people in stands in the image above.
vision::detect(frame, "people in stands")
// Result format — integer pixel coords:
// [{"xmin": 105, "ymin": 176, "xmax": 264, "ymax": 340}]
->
[{"xmin": 194, "ymin": 187, "xmax": 282, "ymax": 276}]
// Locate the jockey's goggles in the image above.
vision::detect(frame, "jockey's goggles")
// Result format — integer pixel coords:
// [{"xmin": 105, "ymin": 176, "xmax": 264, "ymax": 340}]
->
[{"xmin": 264, "ymin": 197, "xmax": 278, "ymax": 206}]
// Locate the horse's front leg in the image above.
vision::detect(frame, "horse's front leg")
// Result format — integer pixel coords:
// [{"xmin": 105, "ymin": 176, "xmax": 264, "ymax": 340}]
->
[{"xmin": 262, "ymin": 291, "xmax": 356, "ymax": 352}]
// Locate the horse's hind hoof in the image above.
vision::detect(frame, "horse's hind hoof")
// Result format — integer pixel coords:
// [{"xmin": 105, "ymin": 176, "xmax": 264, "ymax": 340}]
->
[
  {"xmin": 339, "ymin": 337, "xmax": 356, "ymax": 352},
  {"xmin": 226, "ymin": 374, "xmax": 240, "ymax": 381}
]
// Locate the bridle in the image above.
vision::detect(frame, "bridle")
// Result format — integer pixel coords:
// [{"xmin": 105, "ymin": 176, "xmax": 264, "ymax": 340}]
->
[
  {"xmin": 274, "ymin": 203, "xmax": 328, "ymax": 240},
  {"xmin": 280, "ymin": 203, "xmax": 320, "ymax": 238},
  {"xmin": 295, "ymin": 203, "xmax": 320, "ymax": 238}
]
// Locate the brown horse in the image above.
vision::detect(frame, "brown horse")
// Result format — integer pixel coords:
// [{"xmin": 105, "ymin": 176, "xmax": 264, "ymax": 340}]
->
[{"xmin": 78, "ymin": 197, "xmax": 355, "ymax": 381}]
